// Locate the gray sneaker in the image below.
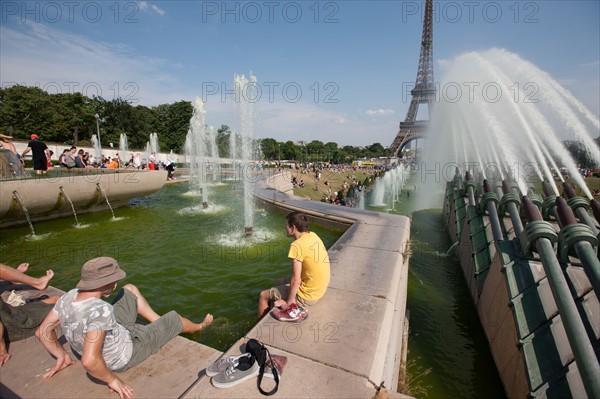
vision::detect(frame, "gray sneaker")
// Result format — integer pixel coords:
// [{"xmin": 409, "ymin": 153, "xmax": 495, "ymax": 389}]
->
[
  {"xmin": 206, "ymin": 353, "xmax": 251, "ymax": 377},
  {"xmin": 211, "ymin": 359, "xmax": 259, "ymax": 388}
]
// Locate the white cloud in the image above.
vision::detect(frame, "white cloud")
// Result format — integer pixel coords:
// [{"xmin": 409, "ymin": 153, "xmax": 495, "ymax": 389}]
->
[
  {"xmin": 365, "ymin": 108, "xmax": 395, "ymax": 116},
  {"xmin": 580, "ymin": 60, "xmax": 600, "ymax": 68},
  {"xmin": 138, "ymin": 1, "xmax": 166, "ymax": 16},
  {"xmin": 0, "ymin": 23, "xmax": 185, "ymax": 105},
  {"xmin": 151, "ymin": 5, "xmax": 166, "ymax": 16}
]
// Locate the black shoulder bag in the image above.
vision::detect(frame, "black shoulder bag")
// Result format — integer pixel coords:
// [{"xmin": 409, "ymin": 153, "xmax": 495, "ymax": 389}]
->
[{"xmin": 245, "ymin": 339, "xmax": 279, "ymax": 396}]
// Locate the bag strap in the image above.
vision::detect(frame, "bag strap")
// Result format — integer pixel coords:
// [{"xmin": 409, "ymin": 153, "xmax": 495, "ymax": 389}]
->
[{"xmin": 257, "ymin": 346, "xmax": 279, "ymax": 396}]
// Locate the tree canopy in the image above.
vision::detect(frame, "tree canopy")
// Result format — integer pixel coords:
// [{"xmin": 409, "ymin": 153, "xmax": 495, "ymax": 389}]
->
[{"xmin": 0, "ymin": 85, "xmax": 193, "ymax": 153}]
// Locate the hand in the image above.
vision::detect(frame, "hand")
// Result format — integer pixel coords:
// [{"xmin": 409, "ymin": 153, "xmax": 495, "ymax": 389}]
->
[
  {"xmin": 42, "ymin": 354, "xmax": 76, "ymax": 379},
  {"xmin": 108, "ymin": 376, "xmax": 134, "ymax": 399},
  {"xmin": 273, "ymin": 299, "xmax": 287, "ymax": 308},
  {"xmin": 0, "ymin": 352, "xmax": 11, "ymax": 367}
]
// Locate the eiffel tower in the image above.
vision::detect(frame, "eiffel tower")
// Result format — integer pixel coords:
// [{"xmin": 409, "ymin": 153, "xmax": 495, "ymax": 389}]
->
[{"xmin": 389, "ymin": 0, "xmax": 436, "ymax": 157}]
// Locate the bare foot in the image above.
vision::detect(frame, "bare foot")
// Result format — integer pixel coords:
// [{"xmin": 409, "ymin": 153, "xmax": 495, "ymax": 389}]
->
[
  {"xmin": 0, "ymin": 352, "xmax": 11, "ymax": 367},
  {"xmin": 16, "ymin": 263, "xmax": 29, "ymax": 273},
  {"xmin": 194, "ymin": 313, "xmax": 214, "ymax": 332},
  {"xmin": 33, "ymin": 270, "xmax": 54, "ymax": 290}
]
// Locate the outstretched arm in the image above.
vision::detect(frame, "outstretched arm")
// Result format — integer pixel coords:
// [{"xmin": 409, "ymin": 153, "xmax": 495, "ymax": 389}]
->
[
  {"xmin": 273, "ymin": 259, "xmax": 302, "ymax": 308},
  {"xmin": 286, "ymin": 259, "xmax": 302, "ymax": 304},
  {"xmin": 81, "ymin": 330, "xmax": 134, "ymax": 399},
  {"xmin": 35, "ymin": 310, "xmax": 75, "ymax": 378}
]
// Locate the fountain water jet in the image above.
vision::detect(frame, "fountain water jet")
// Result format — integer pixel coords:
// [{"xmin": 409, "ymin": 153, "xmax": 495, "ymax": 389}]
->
[
  {"xmin": 148, "ymin": 133, "xmax": 160, "ymax": 154},
  {"xmin": 417, "ymin": 48, "xmax": 598, "ymax": 210},
  {"xmin": 234, "ymin": 71, "xmax": 258, "ymax": 236},
  {"xmin": 59, "ymin": 186, "xmax": 81, "ymax": 226},
  {"xmin": 119, "ymin": 133, "xmax": 129, "ymax": 158},
  {"xmin": 96, "ymin": 183, "xmax": 116, "ymax": 219},
  {"xmin": 91, "ymin": 135, "xmax": 102, "ymax": 163},
  {"xmin": 185, "ymin": 97, "xmax": 211, "ymax": 206},
  {"xmin": 12, "ymin": 190, "xmax": 35, "ymax": 236},
  {"xmin": 371, "ymin": 175, "xmax": 386, "ymax": 206},
  {"xmin": 207, "ymin": 125, "xmax": 220, "ymax": 182}
]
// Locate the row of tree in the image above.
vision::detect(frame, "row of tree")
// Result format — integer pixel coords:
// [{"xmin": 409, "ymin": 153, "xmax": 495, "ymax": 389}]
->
[
  {"xmin": 1, "ymin": 85, "xmax": 597, "ymax": 166},
  {"xmin": 0, "ymin": 85, "xmax": 192, "ymax": 152},
  {"xmin": 0, "ymin": 85, "xmax": 393, "ymax": 163}
]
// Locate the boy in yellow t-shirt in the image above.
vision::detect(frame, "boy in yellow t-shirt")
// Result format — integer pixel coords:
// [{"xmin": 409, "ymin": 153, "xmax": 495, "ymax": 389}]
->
[{"xmin": 257, "ymin": 212, "xmax": 330, "ymax": 318}]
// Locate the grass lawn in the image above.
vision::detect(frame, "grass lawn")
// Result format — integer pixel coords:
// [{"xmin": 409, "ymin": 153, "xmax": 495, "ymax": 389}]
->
[
  {"xmin": 530, "ymin": 176, "xmax": 600, "ymax": 198},
  {"xmin": 291, "ymin": 169, "xmax": 600, "ymax": 202},
  {"xmin": 290, "ymin": 167, "xmax": 378, "ymax": 201}
]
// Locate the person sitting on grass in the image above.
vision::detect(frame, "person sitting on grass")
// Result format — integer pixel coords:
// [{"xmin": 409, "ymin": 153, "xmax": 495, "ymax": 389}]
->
[{"xmin": 36, "ymin": 257, "xmax": 214, "ymax": 399}]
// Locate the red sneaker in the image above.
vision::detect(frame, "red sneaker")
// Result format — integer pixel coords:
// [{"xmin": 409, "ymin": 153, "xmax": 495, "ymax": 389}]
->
[{"xmin": 271, "ymin": 303, "xmax": 308, "ymax": 322}]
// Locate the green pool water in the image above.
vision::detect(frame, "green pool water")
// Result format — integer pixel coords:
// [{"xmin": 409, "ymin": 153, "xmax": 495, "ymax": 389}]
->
[
  {"xmin": 0, "ymin": 181, "xmax": 343, "ymax": 351},
  {"xmin": 363, "ymin": 184, "xmax": 506, "ymax": 398}
]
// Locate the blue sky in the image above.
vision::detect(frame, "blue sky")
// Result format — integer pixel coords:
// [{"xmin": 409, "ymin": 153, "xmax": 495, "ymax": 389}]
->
[{"xmin": 1, "ymin": 1, "xmax": 599, "ymax": 146}]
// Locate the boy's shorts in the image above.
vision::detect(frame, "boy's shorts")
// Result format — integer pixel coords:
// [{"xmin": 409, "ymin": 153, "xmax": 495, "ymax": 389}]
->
[{"xmin": 269, "ymin": 284, "xmax": 320, "ymax": 308}]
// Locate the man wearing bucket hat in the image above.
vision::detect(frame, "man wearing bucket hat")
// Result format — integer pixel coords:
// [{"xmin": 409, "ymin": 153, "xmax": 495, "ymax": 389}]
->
[{"xmin": 36, "ymin": 257, "xmax": 213, "ymax": 399}]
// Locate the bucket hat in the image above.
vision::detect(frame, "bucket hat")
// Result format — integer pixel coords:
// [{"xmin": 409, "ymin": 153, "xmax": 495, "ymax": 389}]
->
[{"xmin": 76, "ymin": 257, "xmax": 126, "ymax": 290}]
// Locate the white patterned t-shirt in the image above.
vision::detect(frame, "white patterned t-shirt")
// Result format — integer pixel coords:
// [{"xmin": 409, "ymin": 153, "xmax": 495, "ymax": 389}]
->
[{"xmin": 53, "ymin": 289, "xmax": 133, "ymax": 370}]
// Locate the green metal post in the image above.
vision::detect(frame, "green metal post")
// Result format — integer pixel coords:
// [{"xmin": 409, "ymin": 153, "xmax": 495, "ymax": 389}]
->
[
  {"xmin": 563, "ymin": 182, "xmax": 599, "ymax": 235},
  {"xmin": 482, "ymin": 180, "xmax": 504, "ymax": 242},
  {"xmin": 523, "ymin": 197, "xmax": 600, "ymax": 398},
  {"xmin": 556, "ymin": 197, "xmax": 600, "ymax": 295},
  {"xmin": 465, "ymin": 171, "xmax": 476, "ymax": 206},
  {"xmin": 501, "ymin": 181, "xmax": 524, "ymax": 237}
]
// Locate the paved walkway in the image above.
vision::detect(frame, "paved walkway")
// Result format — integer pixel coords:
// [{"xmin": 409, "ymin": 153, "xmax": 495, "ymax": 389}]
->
[{"xmin": 1, "ymin": 172, "xmax": 412, "ymax": 398}]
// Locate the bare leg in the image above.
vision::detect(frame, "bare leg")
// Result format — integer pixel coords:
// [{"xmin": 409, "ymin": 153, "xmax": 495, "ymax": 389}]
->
[
  {"xmin": 0, "ymin": 264, "xmax": 54, "ymax": 290},
  {"xmin": 0, "ymin": 322, "xmax": 11, "ymax": 367},
  {"xmin": 180, "ymin": 313, "xmax": 213, "ymax": 334},
  {"xmin": 257, "ymin": 289, "xmax": 271, "ymax": 318},
  {"xmin": 122, "ymin": 284, "xmax": 161, "ymax": 322},
  {"xmin": 122, "ymin": 284, "xmax": 213, "ymax": 333}
]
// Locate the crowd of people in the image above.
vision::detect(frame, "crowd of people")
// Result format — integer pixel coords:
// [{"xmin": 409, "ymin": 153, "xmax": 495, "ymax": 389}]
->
[
  {"xmin": 0, "ymin": 133, "xmax": 176, "ymax": 181},
  {"xmin": 289, "ymin": 161, "xmax": 381, "ymax": 207},
  {"xmin": 55, "ymin": 148, "xmax": 173, "ymax": 174}
]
